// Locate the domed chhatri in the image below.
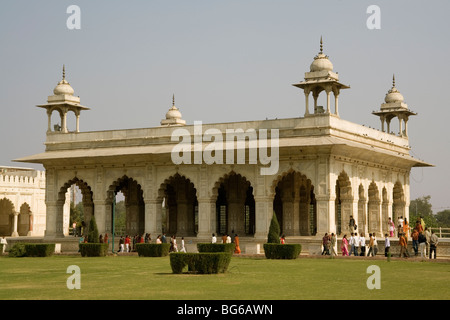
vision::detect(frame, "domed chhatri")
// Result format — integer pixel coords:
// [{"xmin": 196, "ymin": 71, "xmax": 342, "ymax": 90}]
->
[
  {"xmin": 53, "ymin": 65, "xmax": 75, "ymax": 96},
  {"xmin": 384, "ymin": 75, "xmax": 404, "ymax": 103},
  {"xmin": 309, "ymin": 36, "xmax": 334, "ymax": 72},
  {"xmin": 160, "ymin": 95, "xmax": 186, "ymax": 126}
]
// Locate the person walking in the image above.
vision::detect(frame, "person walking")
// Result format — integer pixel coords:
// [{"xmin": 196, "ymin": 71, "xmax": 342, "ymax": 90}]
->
[
  {"xmin": 349, "ymin": 233, "xmax": 355, "ymax": 256},
  {"xmin": 411, "ymin": 228, "xmax": 419, "ymax": 256},
  {"xmin": 367, "ymin": 233, "xmax": 374, "ymax": 257},
  {"xmin": 348, "ymin": 215, "xmax": 356, "ymax": 233},
  {"xmin": 373, "ymin": 234, "xmax": 378, "ymax": 256},
  {"xmin": 125, "ymin": 235, "xmax": 131, "ymax": 252},
  {"xmin": 359, "ymin": 233, "xmax": 366, "ymax": 256},
  {"xmin": 353, "ymin": 232, "xmax": 360, "ymax": 256},
  {"xmin": 234, "ymin": 234, "xmax": 241, "ymax": 254},
  {"xmin": 403, "ymin": 218, "xmax": 410, "ymax": 242},
  {"xmin": 119, "ymin": 236, "xmax": 124, "ymax": 253},
  {"xmin": 322, "ymin": 233, "xmax": 330, "ymax": 255},
  {"xmin": 429, "ymin": 230, "xmax": 439, "ymax": 259},
  {"xmin": 418, "ymin": 231, "xmax": 427, "ymax": 259},
  {"xmin": 331, "ymin": 233, "xmax": 337, "ymax": 256},
  {"xmin": 341, "ymin": 234, "xmax": 349, "ymax": 256},
  {"xmin": 388, "ymin": 217, "xmax": 395, "ymax": 237},
  {"xmin": 384, "ymin": 233, "xmax": 390, "ymax": 257},
  {"xmin": 1, "ymin": 236, "xmax": 7, "ymax": 254},
  {"xmin": 211, "ymin": 233, "xmax": 217, "ymax": 244},
  {"xmin": 399, "ymin": 233, "xmax": 408, "ymax": 258}
]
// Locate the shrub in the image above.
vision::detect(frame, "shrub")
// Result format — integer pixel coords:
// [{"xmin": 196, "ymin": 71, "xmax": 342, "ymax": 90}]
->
[
  {"xmin": 170, "ymin": 252, "xmax": 232, "ymax": 274},
  {"xmin": 79, "ymin": 243, "xmax": 109, "ymax": 257},
  {"xmin": 136, "ymin": 243, "xmax": 170, "ymax": 257},
  {"xmin": 197, "ymin": 243, "xmax": 235, "ymax": 254},
  {"xmin": 24, "ymin": 244, "xmax": 55, "ymax": 257},
  {"xmin": 8, "ymin": 243, "xmax": 27, "ymax": 257},
  {"xmin": 87, "ymin": 216, "xmax": 99, "ymax": 243},
  {"xmin": 268, "ymin": 212, "xmax": 281, "ymax": 243},
  {"xmin": 264, "ymin": 243, "xmax": 302, "ymax": 259}
]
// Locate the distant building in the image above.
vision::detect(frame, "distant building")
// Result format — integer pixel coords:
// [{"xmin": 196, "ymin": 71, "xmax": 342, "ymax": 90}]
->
[
  {"xmin": 16, "ymin": 39, "xmax": 432, "ymax": 253},
  {"xmin": 0, "ymin": 166, "xmax": 46, "ymax": 236}
]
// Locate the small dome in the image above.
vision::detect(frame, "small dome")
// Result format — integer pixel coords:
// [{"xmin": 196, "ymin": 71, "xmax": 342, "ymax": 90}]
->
[
  {"xmin": 310, "ymin": 53, "xmax": 333, "ymax": 72},
  {"xmin": 53, "ymin": 79, "xmax": 74, "ymax": 96},
  {"xmin": 165, "ymin": 106, "xmax": 182, "ymax": 120},
  {"xmin": 385, "ymin": 88, "xmax": 404, "ymax": 103}
]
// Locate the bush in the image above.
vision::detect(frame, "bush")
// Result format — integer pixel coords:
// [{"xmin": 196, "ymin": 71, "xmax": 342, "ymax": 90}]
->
[
  {"xmin": 170, "ymin": 252, "xmax": 232, "ymax": 274},
  {"xmin": 23, "ymin": 244, "xmax": 55, "ymax": 257},
  {"xmin": 8, "ymin": 243, "xmax": 27, "ymax": 257},
  {"xmin": 197, "ymin": 243, "xmax": 235, "ymax": 254},
  {"xmin": 264, "ymin": 243, "xmax": 302, "ymax": 259},
  {"xmin": 268, "ymin": 212, "xmax": 281, "ymax": 243},
  {"xmin": 79, "ymin": 243, "xmax": 109, "ymax": 257},
  {"xmin": 87, "ymin": 216, "xmax": 99, "ymax": 243},
  {"xmin": 136, "ymin": 243, "xmax": 170, "ymax": 257}
]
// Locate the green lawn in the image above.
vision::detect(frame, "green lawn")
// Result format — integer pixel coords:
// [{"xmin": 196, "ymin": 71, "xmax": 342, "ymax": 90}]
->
[{"xmin": 0, "ymin": 255, "xmax": 449, "ymax": 300}]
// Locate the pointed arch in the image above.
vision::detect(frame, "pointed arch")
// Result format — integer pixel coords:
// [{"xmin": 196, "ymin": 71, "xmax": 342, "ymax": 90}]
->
[
  {"xmin": 0, "ymin": 198, "xmax": 15, "ymax": 236},
  {"xmin": 18, "ymin": 203, "xmax": 31, "ymax": 236},
  {"xmin": 335, "ymin": 171, "xmax": 353, "ymax": 235},
  {"xmin": 368, "ymin": 181, "xmax": 381, "ymax": 235},
  {"xmin": 392, "ymin": 181, "xmax": 405, "ymax": 226}
]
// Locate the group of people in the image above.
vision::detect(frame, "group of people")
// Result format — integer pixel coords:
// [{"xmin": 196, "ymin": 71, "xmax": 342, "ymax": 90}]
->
[
  {"xmin": 211, "ymin": 232, "xmax": 241, "ymax": 254},
  {"xmin": 322, "ymin": 218, "xmax": 440, "ymax": 259}
]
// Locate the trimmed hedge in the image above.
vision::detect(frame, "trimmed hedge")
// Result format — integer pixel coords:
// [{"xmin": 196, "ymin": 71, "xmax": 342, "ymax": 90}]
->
[
  {"xmin": 79, "ymin": 243, "xmax": 109, "ymax": 257},
  {"xmin": 24, "ymin": 244, "xmax": 55, "ymax": 257},
  {"xmin": 170, "ymin": 252, "xmax": 232, "ymax": 274},
  {"xmin": 8, "ymin": 243, "xmax": 55, "ymax": 257},
  {"xmin": 264, "ymin": 243, "xmax": 302, "ymax": 259},
  {"xmin": 136, "ymin": 243, "xmax": 170, "ymax": 257},
  {"xmin": 197, "ymin": 243, "xmax": 235, "ymax": 254}
]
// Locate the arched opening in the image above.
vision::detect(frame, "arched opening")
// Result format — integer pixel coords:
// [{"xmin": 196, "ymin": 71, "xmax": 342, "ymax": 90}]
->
[
  {"xmin": 272, "ymin": 171, "xmax": 316, "ymax": 236},
  {"xmin": 368, "ymin": 181, "xmax": 380, "ymax": 235},
  {"xmin": 335, "ymin": 172, "xmax": 353, "ymax": 235},
  {"xmin": 358, "ymin": 184, "xmax": 366, "ymax": 234},
  {"xmin": 59, "ymin": 178, "xmax": 94, "ymax": 237},
  {"xmin": 49, "ymin": 108, "xmax": 63, "ymax": 132},
  {"xmin": 0, "ymin": 198, "xmax": 15, "ymax": 236},
  {"xmin": 159, "ymin": 174, "xmax": 198, "ymax": 237},
  {"xmin": 382, "ymin": 187, "xmax": 389, "ymax": 234},
  {"xmin": 108, "ymin": 176, "xmax": 145, "ymax": 237},
  {"xmin": 392, "ymin": 181, "xmax": 405, "ymax": 226},
  {"xmin": 214, "ymin": 172, "xmax": 255, "ymax": 237},
  {"xmin": 18, "ymin": 203, "xmax": 31, "ymax": 236}
]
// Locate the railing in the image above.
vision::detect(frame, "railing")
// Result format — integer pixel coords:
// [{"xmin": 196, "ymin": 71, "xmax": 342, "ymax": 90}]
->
[{"xmin": 429, "ymin": 227, "xmax": 450, "ymax": 238}]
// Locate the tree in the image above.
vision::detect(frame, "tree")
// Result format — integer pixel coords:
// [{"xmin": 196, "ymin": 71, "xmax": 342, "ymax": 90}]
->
[
  {"xmin": 87, "ymin": 216, "xmax": 99, "ymax": 243},
  {"xmin": 409, "ymin": 196, "xmax": 437, "ymax": 228},
  {"xmin": 267, "ymin": 211, "xmax": 281, "ymax": 243},
  {"xmin": 435, "ymin": 210, "xmax": 450, "ymax": 227}
]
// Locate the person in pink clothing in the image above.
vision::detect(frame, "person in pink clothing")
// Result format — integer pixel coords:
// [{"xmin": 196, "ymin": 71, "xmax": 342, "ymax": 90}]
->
[{"xmin": 341, "ymin": 234, "xmax": 349, "ymax": 256}]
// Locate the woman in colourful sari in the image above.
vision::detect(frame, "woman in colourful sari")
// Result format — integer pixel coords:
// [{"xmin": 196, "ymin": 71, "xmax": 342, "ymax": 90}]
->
[
  {"xmin": 388, "ymin": 217, "xmax": 395, "ymax": 237},
  {"xmin": 234, "ymin": 234, "xmax": 241, "ymax": 254},
  {"xmin": 341, "ymin": 234, "xmax": 349, "ymax": 256}
]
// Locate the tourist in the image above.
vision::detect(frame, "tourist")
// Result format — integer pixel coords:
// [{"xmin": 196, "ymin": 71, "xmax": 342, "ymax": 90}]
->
[
  {"xmin": 119, "ymin": 236, "xmax": 124, "ymax": 253},
  {"xmin": 331, "ymin": 233, "xmax": 337, "ymax": 256},
  {"xmin": 1, "ymin": 236, "xmax": 7, "ymax": 253},
  {"xmin": 348, "ymin": 215, "xmax": 356, "ymax": 233},
  {"xmin": 384, "ymin": 233, "xmax": 390, "ymax": 257},
  {"xmin": 156, "ymin": 235, "xmax": 162, "ymax": 244},
  {"xmin": 211, "ymin": 233, "xmax": 217, "ymax": 244},
  {"xmin": 367, "ymin": 233, "xmax": 374, "ymax": 257},
  {"xmin": 172, "ymin": 236, "xmax": 178, "ymax": 252},
  {"xmin": 125, "ymin": 235, "xmax": 131, "ymax": 252},
  {"xmin": 341, "ymin": 234, "xmax": 349, "ymax": 256},
  {"xmin": 222, "ymin": 234, "xmax": 227, "ymax": 244},
  {"xmin": 72, "ymin": 221, "xmax": 77, "ymax": 236},
  {"xmin": 353, "ymin": 232, "xmax": 359, "ymax": 256},
  {"xmin": 359, "ymin": 233, "xmax": 366, "ymax": 256},
  {"xmin": 226, "ymin": 234, "xmax": 231, "ymax": 243},
  {"xmin": 418, "ymin": 231, "xmax": 427, "ymax": 259},
  {"xmin": 280, "ymin": 234, "xmax": 286, "ymax": 244},
  {"xmin": 429, "ymin": 230, "xmax": 439, "ymax": 259},
  {"xmin": 322, "ymin": 233, "xmax": 330, "ymax": 255},
  {"xmin": 234, "ymin": 234, "xmax": 241, "ymax": 254},
  {"xmin": 104, "ymin": 233, "xmax": 109, "ymax": 244},
  {"xmin": 403, "ymin": 218, "xmax": 410, "ymax": 241},
  {"xmin": 397, "ymin": 216, "xmax": 404, "ymax": 235},
  {"xmin": 424, "ymin": 227, "xmax": 431, "ymax": 257},
  {"xmin": 161, "ymin": 233, "xmax": 167, "ymax": 243},
  {"xmin": 99, "ymin": 234, "xmax": 103, "ymax": 243},
  {"xmin": 399, "ymin": 233, "xmax": 408, "ymax": 258},
  {"xmin": 388, "ymin": 217, "xmax": 395, "ymax": 237},
  {"xmin": 412, "ymin": 228, "xmax": 419, "ymax": 256},
  {"xmin": 415, "ymin": 220, "xmax": 423, "ymax": 234},
  {"xmin": 373, "ymin": 234, "xmax": 378, "ymax": 256},
  {"xmin": 349, "ymin": 233, "xmax": 355, "ymax": 256}
]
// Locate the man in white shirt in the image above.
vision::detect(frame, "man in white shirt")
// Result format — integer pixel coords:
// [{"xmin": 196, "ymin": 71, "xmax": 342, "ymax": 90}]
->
[
  {"xmin": 354, "ymin": 232, "xmax": 360, "ymax": 256},
  {"xmin": 349, "ymin": 233, "xmax": 355, "ymax": 256},
  {"xmin": 360, "ymin": 233, "xmax": 366, "ymax": 256},
  {"xmin": 211, "ymin": 233, "xmax": 217, "ymax": 244}
]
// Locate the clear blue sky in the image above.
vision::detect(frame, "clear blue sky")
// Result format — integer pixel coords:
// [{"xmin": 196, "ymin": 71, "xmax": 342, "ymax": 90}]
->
[{"xmin": 1, "ymin": 0, "xmax": 449, "ymax": 212}]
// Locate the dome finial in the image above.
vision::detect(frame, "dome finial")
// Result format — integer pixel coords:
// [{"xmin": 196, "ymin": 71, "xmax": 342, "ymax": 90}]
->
[
  {"xmin": 319, "ymin": 36, "xmax": 323, "ymax": 54},
  {"xmin": 172, "ymin": 94, "xmax": 175, "ymax": 107},
  {"xmin": 62, "ymin": 64, "xmax": 66, "ymax": 81},
  {"xmin": 392, "ymin": 74, "xmax": 395, "ymax": 88}
]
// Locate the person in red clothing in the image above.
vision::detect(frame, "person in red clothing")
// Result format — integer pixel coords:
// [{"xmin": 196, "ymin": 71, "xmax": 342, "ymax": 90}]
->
[{"xmin": 125, "ymin": 235, "xmax": 131, "ymax": 252}]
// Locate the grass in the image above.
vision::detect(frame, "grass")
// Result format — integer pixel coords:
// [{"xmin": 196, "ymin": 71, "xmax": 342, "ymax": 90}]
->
[{"xmin": 0, "ymin": 254, "xmax": 449, "ymax": 300}]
